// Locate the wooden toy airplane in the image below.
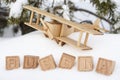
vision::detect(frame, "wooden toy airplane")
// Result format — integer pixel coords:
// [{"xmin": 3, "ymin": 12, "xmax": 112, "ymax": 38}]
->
[{"xmin": 23, "ymin": 5, "xmax": 108, "ymax": 50}]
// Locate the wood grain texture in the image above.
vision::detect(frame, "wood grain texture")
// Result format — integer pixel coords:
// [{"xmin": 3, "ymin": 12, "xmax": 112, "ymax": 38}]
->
[
  {"xmin": 96, "ymin": 58, "xmax": 115, "ymax": 75},
  {"xmin": 23, "ymin": 6, "xmax": 103, "ymax": 35},
  {"xmin": 39, "ymin": 55, "xmax": 56, "ymax": 71},
  {"xmin": 23, "ymin": 55, "xmax": 39, "ymax": 69},
  {"xmin": 59, "ymin": 53, "xmax": 76, "ymax": 69},
  {"xmin": 45, "ymin": 22, "xmax": 62, "ymax": 37},
  {"xmin": 78, "ymin": 56, "xmax": 93, "ymax": 71},
  {"xmin": 56, "ymin": 37, "xmax": 92, "ymax": 50},
  {"xmin": 6, "ymin": 56, "xmax": 20, "ymax": 70},
  {"xmin": 77, "ymin": 31, "xmax": 83, "ymax": 47},
  {"xmin": 29, "ymin": 11, "xmax": 34, "ymax": 24}
]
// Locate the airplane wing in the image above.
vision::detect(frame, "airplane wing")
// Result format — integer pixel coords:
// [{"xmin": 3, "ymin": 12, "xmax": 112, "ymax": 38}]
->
[{"xmin": 23, "ymin": 6, "xmax": 103, "ymax": 35}]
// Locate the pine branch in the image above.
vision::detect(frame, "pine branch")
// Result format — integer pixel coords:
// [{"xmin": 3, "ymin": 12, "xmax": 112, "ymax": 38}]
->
[{"xmin": 70, "ymin": 7, "xmax": 113, "ymax": 25}]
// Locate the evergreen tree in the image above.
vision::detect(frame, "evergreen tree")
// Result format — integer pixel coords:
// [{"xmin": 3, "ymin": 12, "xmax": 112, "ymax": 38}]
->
[
  {"xmin": 90, "ymin": 0, "xmax": 120, "ymax": 33},
  {"xmin": 2, "ymin": 0, "xmax": 120, "ymax": 34}
]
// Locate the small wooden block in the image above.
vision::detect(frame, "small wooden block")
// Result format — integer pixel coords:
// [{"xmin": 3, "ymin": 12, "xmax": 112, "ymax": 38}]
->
[
  {"xmin": 78, "ymin": 56, "xmax": 93, "ymax": 71},
  {"xmin": 23, "ymin": 55, "xmax": 39, "ymax": 69},
  {"xmin": 39, "ymin": 55, "xmax": 56, "ymax": 71},
  {"xmin": 96, "ymin": 58, "xmax": 115, "ymax": 75},
  {"xmin": 59, "ymin": 53, "xmax": 76, "ymax": 69},
  {"xmin": 6, "ymin": 56, "xmax": 20, "ymax": 70}
]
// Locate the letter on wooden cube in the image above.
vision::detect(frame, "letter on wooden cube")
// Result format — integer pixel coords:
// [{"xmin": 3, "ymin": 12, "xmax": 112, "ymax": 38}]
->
[
  {"xmin": 39, "ymin": 55, "xmax": 56, "ymax": 71},
  {"xmin": 23, "ymin": 55, "xmax": 39, "ymax": 69},
  {"xmin": 96, "ymin": 58, "xmax": 115, "ymax": 75},
  {"xmin": 78, "ymin": 56, "xmax": 93, "ymax": 71},
  {"xmin": 59, "ymin": 53, "xmax": 76, "ymax": 69},
  {"xmin": 6, "ymin": 56, "xmax": 20, "ymax": 70}
]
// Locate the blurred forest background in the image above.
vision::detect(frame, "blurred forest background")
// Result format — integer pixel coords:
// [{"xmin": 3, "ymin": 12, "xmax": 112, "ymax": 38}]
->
[{"xmin": 0, "ymin": 0, "xmax": 120, "ymax": 38}]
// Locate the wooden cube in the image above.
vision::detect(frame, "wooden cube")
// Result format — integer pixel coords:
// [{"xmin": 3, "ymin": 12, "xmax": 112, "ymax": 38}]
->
[
  {"xmin": 96, "ymin": 58, "xmax": 115, "ymax": 75},
  {"xmin": 39, "ymin": 55, "xmax": 56, "ymax": 71},
  {"xmin": 78, "ymin": 56, "xmax": 93, "ymax": 71},
  {"xmin": 23, "ymin": 55, "xmax": 39, "ymax": 69},
  {"xmin": 6, "ymin": 56, "xmax": 20, "ymax": 70},
  {"xmin": 59, "ymin": 53, "xmax": 76, "ymax": 69}
]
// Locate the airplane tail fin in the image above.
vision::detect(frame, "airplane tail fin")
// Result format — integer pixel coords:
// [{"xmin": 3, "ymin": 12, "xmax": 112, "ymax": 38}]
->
[{"xmin": 93, "ymin": 18, "xmax": 109, "ymax": 32}]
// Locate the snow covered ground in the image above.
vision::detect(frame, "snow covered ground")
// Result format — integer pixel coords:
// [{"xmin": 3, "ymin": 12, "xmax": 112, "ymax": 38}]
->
[
  {"xmin": 0, "ymin": 0, "xmax": 120, "ymax": 80},
  {"xmin": 0, "ymin": 31, "xmax": 119, "ymax": 80}
]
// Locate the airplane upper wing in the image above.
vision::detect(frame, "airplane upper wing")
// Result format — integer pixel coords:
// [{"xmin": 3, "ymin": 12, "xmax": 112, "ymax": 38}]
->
[{"xmin": 23, "ymin": 5, "xmax": 103, "ymax": 35}]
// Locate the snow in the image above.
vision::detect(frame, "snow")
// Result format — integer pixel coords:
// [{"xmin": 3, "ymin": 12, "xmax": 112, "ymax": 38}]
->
[
  {"xmin": 9, "ymin": 0, "xmax": 28, "ymax": 18},
  {"xmin": 3, "ymin": 24, "xmax": 21, "ymax": 38},
  {"xmin": 7, "ymin": 0, "xmax": 111, "ymax": 31},
  {"xmin": 99, "ymin": 0, "xmax": 107, "ymax": 3},
  {"xmin": 62, "ymin": 5, "xmax": 70, "ymax": 20},
  {"xmin": 0, "ymin": 0, "xmax": 120, "ymax": 79},
  {"xmin": 0, "ymin": 31, "xmax": 120, "ymax": 80}
]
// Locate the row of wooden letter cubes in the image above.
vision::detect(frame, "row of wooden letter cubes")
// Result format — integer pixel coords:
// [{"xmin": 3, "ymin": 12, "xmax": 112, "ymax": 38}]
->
[{"xmin": 6, "ymin": 53, "xmax": 115, "ymax": 76}]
